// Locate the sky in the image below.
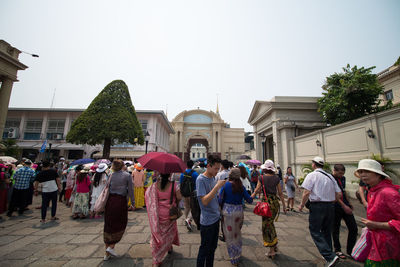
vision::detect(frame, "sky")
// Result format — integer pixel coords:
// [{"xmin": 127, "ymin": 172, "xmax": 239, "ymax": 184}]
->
[{"xmin": 1, "ymin": 0, "xmax": 399, "ymax": 132}]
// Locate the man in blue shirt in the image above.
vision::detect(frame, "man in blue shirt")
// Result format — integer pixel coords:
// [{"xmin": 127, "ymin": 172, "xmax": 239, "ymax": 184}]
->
[
  {"xmin": 196, "ymin": 155, "xmax": 226, "ymax": 267},
  {"xmin": 7, "ymin": 159, "xmax": 36, "ymax": 216},
  {"xmin": 179, "ymin": 160, "xmax": 199, "ymax": 231}
]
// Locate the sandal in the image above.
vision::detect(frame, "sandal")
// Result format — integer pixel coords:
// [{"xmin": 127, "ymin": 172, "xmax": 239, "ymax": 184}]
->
[{"xmin": 335, "ymin": 251, "xmax": 346, "ymax": 259}]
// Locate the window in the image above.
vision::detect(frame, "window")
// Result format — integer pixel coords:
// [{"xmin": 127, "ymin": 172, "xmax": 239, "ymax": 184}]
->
[
  {"xmin": 24, "ymin": 119, "xmax": 42, "ymax": 140},
  {"xmin": 140, "ymin": 120, "xmax": 148, "ymax": 135},
  {"xmin": 192, "ymin": 153, "xmax": 195, "ymax": 158},
  {"xmin": 385, "ymin": 90, "xmax": 394, "ymax": 101},
  {"xmin": 47, "ymin": 119, "xmax": 65, "ymax": 139}
]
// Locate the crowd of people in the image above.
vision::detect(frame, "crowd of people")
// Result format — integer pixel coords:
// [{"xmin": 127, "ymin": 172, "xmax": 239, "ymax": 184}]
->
[{"xmin": 0, "ymin": 154, "xmax": 399, "ymax": 267}]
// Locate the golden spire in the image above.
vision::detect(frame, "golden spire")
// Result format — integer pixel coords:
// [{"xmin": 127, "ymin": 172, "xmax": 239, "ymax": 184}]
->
[{"xmin": 216, "ymin": 93, "xmax": 220, "ymax": 115}]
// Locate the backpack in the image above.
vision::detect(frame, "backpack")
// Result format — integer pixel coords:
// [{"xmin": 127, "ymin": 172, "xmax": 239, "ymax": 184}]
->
[
  {"xmin": 190, "ymin": 190, "xmax": 201, "ymax": 230},
  {"xmin": 251, "ymin": 170, "xmax": 259, "ymax": 183},
  {"xmin": 180, "ymin": 169, "xmax": 195, "ymax": 197}
]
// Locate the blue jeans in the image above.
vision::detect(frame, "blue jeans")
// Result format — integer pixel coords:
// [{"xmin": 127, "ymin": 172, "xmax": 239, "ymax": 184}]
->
[
  {"xmin": 309, "ymin": 202, "xmax": 336, "ymax": 262},
  {"xmin": 41, "ymin": 191, "xmax": 58, "ymax": 220},
  {"xmin": 197, "ymin": 220, "xmax": 220, "ymax": 267}
]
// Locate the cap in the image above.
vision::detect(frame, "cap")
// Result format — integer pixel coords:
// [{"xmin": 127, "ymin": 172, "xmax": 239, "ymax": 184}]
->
[{"xmin": 312, "ymin": 156, "xmax": 324, "ymax": 166}]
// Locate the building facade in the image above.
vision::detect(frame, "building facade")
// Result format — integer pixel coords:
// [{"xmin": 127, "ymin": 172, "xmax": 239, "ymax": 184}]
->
[
  {"xmin": 170, "ymin": 109, "xmax": 245, "ymax": 162},
  {"xmin": 3, "ymin": 108, "xmax": 173, "ymax": 162},
  {"xmin": 378, "ymin": 63, "xmax": 400, "ymax": 105},
  {"xmin": 0, "ymin": 40, "xmax": 28, "ymax": 145}
]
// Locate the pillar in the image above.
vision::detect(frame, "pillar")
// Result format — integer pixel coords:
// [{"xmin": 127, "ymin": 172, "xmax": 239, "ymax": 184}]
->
[{"xmin": 0, "ymin": 78, "xmax": 14, "ymax": 141}]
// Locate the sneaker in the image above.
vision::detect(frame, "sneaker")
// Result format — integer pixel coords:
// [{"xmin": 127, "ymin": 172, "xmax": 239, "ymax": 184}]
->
[
  {"xmin": 185, "ymin": 219, "xmax": 193, "ymax": 232},
  {"xmin": 103, "ymin": 254, "xmax": 111, "ymax": 261},
  {"xmin": 326, "ymin": 255, "xmax": 339, "ymax": 267},
  {"xmin": 106, "ymin": 247, "xmax": 119, "ymax": 257}
]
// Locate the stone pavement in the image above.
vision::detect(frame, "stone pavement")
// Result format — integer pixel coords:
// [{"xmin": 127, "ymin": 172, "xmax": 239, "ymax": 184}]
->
[{"xmin": 0, "ymin": 193, "xmax": 364, "ymax": 267}]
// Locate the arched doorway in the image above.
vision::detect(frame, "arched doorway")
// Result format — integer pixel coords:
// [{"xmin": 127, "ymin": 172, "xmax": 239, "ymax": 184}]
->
[{"xmin": 185, "ymin": 138, "xmax": 209, "ymax": 162}]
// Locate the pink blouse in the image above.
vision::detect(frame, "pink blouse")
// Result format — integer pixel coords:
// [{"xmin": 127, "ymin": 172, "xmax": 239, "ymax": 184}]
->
[
  {"xmin": 367, "ymin": 179, "xmax": 400, "ymax": 262},
  {"xmin": 76, "ymin": 175, "xmax": 91, "ymax": 193}
]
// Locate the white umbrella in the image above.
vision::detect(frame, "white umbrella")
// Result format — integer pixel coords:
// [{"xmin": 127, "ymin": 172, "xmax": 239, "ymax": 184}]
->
[{"xmin": 0, "ymin": 156, "xmax": 18, "ymax": 164}]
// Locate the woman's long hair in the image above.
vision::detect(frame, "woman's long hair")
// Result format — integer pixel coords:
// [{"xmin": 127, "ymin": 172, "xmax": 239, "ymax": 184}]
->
[
  {"xmin": 160, "ymin": 173, "xmax": 170, "ymax": 190},
  {"xmin": 77, "ymin": 171, "xmax": 87, "ymax": 183},
  {"xmin": 238, "ymin": 166, "xmax": 248, "ymax": 179},
  {"xmin": 229, "ymin": 168, "xmax": 243, "ymax": 194},
  {"xmin": 93, "ymin": 172, "xmax": 103, "ymax": 187}
]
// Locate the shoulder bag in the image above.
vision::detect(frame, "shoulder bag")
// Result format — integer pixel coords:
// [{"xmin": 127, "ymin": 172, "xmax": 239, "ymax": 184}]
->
[
  {"xmin": 169, "ymin": 181, "xmax": 183, "ymax": 221},
  {"xmin": 253, "ymin": 176, "xmax": 272, "ymax": 217},
  {"xmin": 351, "ymin": 227, "xmax": 371, "ymax": 262},
  {"xmin": 94, "ymin": 173, "xmax": 113, "ymax": 213}
]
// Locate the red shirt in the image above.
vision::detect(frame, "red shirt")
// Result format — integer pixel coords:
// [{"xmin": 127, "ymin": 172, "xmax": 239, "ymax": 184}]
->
[
  {"xmin": 367, "ymin": 179, "xmax": 400, "ymax": 262},
  {"xmin": 76, "ymin": 175, "xmax": 91, "ymax": 193}
]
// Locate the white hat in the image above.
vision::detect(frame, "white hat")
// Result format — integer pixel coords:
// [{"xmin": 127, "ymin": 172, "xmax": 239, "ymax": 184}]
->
[
  {"xmin": 312, "ymin": 156, "xmax": 324, "ymax": 166},
  {"xmin": 60, "ymin": 157, "xmax": 65, "ymax": 161},
  {"xmin": 81, "ymin": 166, "xmax": 91, "ymax": 173},
  {"xmin": 354, "ymin": 159, "xmax": 389, "ymax": 178},
  {"xmin": 96, "ymin": 163, "xmax": 108, "ymax": 173},
  {"xmin": 260, "ymin": 160, "xmax": 276, "ymax": 172}
]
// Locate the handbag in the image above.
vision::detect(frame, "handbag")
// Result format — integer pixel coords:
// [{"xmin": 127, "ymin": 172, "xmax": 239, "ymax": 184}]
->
[
  {"xmin": 253, "ymin": 177, "xmax": 272, "ymax": 217},
  {"xmin": 169, "ymin": 181, "xmax": 183, "ymax": 221},
  {"xmin": 351, "ymin": 227, "xmax": 371, "ymax": 262},
  {"xmin": 94, "ymin": 174, "xmax": 113, "ymax": 213}
]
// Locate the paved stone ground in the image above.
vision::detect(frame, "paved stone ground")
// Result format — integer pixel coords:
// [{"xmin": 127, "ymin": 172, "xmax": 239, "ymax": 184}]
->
[{"xmin": 0, "ymin": 191, "xmax": 365, "ymax": 267}]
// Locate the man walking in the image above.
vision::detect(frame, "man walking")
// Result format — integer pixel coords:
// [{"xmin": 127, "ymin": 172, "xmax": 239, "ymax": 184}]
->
[
  {"xmin": 196, "ymin": 155, "xmax": 226, "ymax": 267},
  {"xmin": 7, "ymin": 159, "xmax": 36, "ymax": 216},
  {"xmin": 179, "ymin": 159, "xmax": 199, "ymax": 231},
  {"xmin": 299, "ymin": 157, "xmax": 342, "ymax": 267},
  {"xmin": 331, "ymin": 164, "xmax": 358, "ymax": 258},
  {"xmin": 34, "ymin": 161, "xmax": 61, "ymax": 223}
]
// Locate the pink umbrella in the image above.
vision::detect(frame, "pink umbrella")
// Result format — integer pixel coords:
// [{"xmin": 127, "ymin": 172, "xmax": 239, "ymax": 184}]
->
[
  {"xmin": 246, "ymin": 159, "xmax": 261, "ymax": 166},
  {"xmin": 137, "ymin": 152, "xmax": 186, "ymax": 174}
]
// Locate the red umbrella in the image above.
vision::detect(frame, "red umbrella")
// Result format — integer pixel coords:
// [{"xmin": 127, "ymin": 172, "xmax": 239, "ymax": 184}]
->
[{"xmin": 137, "ymin": 152, "xmax": 186, "ymax": 174}]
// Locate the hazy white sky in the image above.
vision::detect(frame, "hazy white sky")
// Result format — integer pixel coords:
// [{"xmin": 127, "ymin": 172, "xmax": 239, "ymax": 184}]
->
[{"xmin": 1, "ymin": 0, "xmax": 399, "ymax": 132}]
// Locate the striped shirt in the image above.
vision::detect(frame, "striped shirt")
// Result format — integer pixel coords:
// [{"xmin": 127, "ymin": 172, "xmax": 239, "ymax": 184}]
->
[{"xmin": 13, "ymin": 166, "xmax": 36, "ymax": 189}]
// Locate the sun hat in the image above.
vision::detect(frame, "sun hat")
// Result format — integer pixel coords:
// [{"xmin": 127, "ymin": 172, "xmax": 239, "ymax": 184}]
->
[
  {"xmin": 312, "ymin": 156, "xmax": 324, "ymax": 166},
  {"xmin": 229, "ymin": 168, "xmax": 241, "ymax": 180},
  {"xmin": 135, "ymin": 163, "xmax": 144, "ymax": 171},
  {"xmin": 96, "ymin": 163, "xmax": 108, "ymax": 173},
  {"xmin": 354, "ymin": 159, "xmax": 389, "ymax": 178},
  {"xmin": 260, "ymin": 160, "xmax": 276, "ymax": 172},
  {"xmin": 81, "ymin": 166, "xmax": 91, "ymax": 173},
  {"xmin": 60, "ymin": 157, "xmax": 65, "ymax": 161}
]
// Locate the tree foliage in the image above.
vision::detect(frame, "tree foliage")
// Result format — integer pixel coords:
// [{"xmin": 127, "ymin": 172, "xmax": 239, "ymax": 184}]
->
[
  {"xmin": 66, "ymin": 80, "xmax": 144, "ymax": 158},
  {"xmin": 0, "ymin": 139, "xmax": 20, "ymax": 158},
  {"xmin": 318, "ymin": 64, "xmax": 391, "ymax": 125}
]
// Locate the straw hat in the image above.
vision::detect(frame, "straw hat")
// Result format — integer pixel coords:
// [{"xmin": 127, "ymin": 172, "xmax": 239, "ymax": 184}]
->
[
  {"xmin": 260, "ymin": 160, "xmax": 276, "ymax": 172},
  {"xmin": 96, "ymin": 163, "xmax": 108, "ymax": 173},
  {"xmin": 354, "ymin": 159, "xmax": 389, "ymax": 178},
  {"xmin": 81, "ymin": 166, "xmax": 91, "ymax": 173}
]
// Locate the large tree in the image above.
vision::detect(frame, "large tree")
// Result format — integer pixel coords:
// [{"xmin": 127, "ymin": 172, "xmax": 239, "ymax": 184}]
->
[
  {"xmin": 318, "ymin": 64, "xmax": 391, "ymax": 126},
  {"xmin": 66, "ymin": 80, "xmax": 144, "ymax": 158}
]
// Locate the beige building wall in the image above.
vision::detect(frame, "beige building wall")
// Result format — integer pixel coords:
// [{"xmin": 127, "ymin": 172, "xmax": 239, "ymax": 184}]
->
[
  {"xmin": 378, "ymin": 64, "xmax": 400, "ymax": 105},
  {"xmin": 291, "ymin": 106, "xmax": 400, "ymax": 193},
  {"xmin": 170, "ymin": 109, "xmax": 245, "ymax": 161}
]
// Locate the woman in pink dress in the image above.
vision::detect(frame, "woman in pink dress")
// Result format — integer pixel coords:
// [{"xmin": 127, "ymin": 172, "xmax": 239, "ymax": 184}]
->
[
  {"xmin": 355, "ymin": 159, "xmax": 400, "ymax": 267},
  {"xmin": 145, "ymin": 173, "xmax": 181, "ymax": 267}
]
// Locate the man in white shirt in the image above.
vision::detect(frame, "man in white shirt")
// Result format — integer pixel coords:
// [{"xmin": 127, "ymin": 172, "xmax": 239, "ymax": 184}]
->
[{"xmin": 299, "ymin": 157, "xmax": 342, "ymax": 267}]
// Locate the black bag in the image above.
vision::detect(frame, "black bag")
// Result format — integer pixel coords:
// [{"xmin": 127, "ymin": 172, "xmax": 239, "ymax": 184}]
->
[
  {"xmin": 180, "ymin": 170, "xmax": 194, "ymax": 197},
  {"xmin": 169, "ymin": 181, "xmax": 183, "ymax": 221},
  {"xmin": 190, "ymin": 190, "xmax": 201, "ymax": 230},
  {"xmin": 305, "ymin": 199, "xmax": 311, "ymax": 209}
]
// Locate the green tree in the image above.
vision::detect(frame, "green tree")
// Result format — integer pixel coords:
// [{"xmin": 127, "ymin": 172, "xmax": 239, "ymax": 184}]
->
[
  {"xmin": 66, "ymin": 80, "xmax": 144, "ymax": 158},
  {"xmin": 0, "ymin": 138, "xmax": 21, "ymax": 158},
  {"xmin": 318, "ymin": 64, "xmax": 391, "ymax": 125}
]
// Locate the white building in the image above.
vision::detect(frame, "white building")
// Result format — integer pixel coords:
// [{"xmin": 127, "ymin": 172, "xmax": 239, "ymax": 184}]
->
[{"xmin": 3, "ymin": 108, "xmax": 174, "ymax": 161}]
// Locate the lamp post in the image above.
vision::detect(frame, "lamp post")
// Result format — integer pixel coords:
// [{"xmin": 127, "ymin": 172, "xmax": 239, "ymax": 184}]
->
[
  {"xmin": 260, "ymin": 133, "xmax": 267, "ymax": 163},
  {"xmin": 145, "ymin": 131, "xmax": 150, "ymax": 154}
]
